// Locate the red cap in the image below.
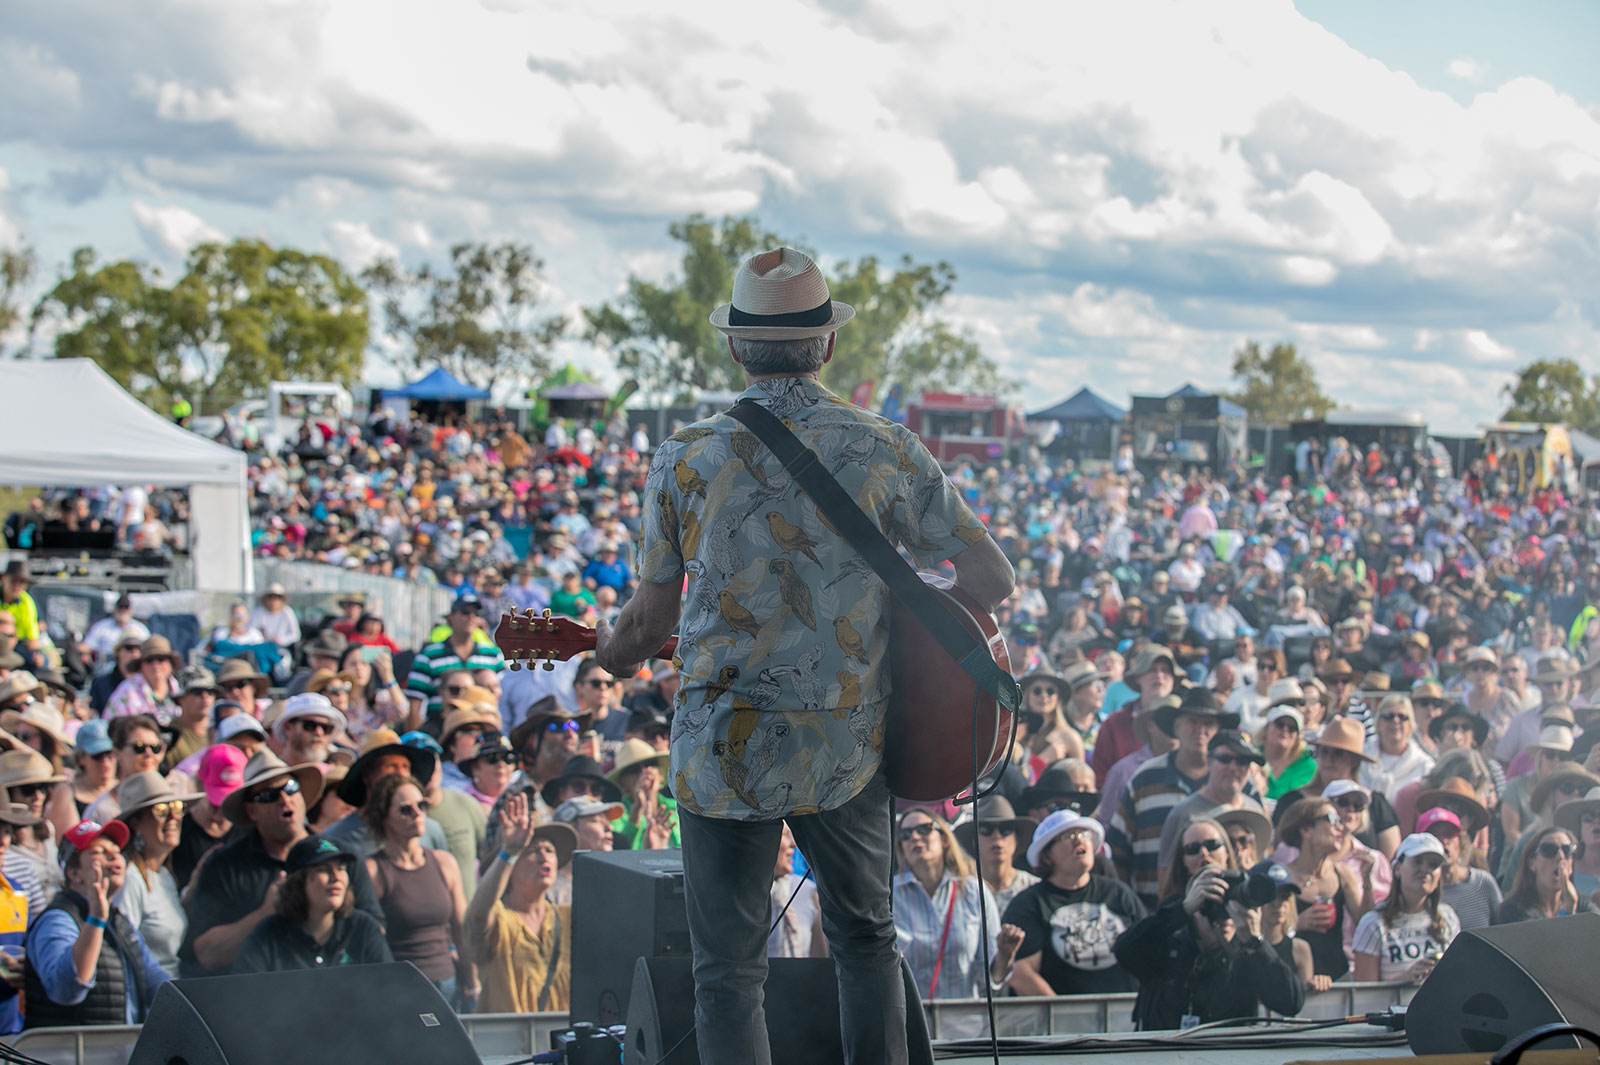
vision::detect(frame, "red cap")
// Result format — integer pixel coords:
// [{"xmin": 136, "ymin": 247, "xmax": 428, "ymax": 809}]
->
[
  {"xmin": 1417, "ymin": 807, "xmax": 1462, "ymax": 835},
  {"xmin": 60, "ymin": 819, "xmax": 130, "ymax": 864}
]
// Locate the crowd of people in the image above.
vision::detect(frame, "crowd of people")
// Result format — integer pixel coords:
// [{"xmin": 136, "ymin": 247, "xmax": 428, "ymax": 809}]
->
[{"xmin": 2, "ymin": 369, "xmax": 1600, "ymax": 1037}]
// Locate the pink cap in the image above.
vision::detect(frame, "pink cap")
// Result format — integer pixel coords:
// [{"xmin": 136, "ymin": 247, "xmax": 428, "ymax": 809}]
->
[
  {"xmin": 197, "ymin": 744, "xmax": 249, "ymax": 807},
  {"xmin": 1417, "ymin": 807, "xmax": 1462, "ymax": 835}
]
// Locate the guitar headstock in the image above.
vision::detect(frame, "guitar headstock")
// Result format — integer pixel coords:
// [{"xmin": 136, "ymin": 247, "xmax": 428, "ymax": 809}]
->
[{"xmin": 492, "ymin": 608, "xmax": 597, "ymax": 672}]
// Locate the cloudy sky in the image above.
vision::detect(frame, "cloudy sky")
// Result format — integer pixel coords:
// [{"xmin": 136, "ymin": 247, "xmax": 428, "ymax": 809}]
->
[{"xmin": 3, "ymin": 0, "xmax": 1598, "ymax": 432}]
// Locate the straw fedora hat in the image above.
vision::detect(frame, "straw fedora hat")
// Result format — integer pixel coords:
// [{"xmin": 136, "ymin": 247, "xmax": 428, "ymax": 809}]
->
[
  {"xmin": 1317, "ymin": 658, "xmax": 1357, "ymax": 682},
  {"xmin": 1266, "ymin": 678, "xmax": 1305, "ymax": 708},
  {"xmin": 1309, "ymin": 717, "xmax": 1376, "ymax": 763},
  {"xmin": 215, "ymin": 658, "xmax": 269, "ymax": 697},
  {"xmin": 1525, "ymin": 725, "xmax": 1577, "ymax": 758},
  {"xmin": 1413, "ymin": 777, "xmax": 1490, "ymax": 835},
  {"xmin": 607, "ymin": 738, "xmax": 671, "ymax": 784},
  {"xmin": 220, "ymin": 749, "xmax": 325, "ymax": 822},
  {"xmin": 0, "ymin": 672, "xmax": 45, "ymax": 708},
  {"xmin": 0, "ymin": 748, "xmax": 66, "ymax": 789},
  {"xmin": 952, "ymin": 794, "xmax": 1036, "ymax": 859},
  {"xmin": 1531, "ymin": 656, "xmax": 1579, "ymax": 685},
  {"xmin": 0, "ymin": 700, "xmax": 73, "ymax": 751},
  {"xmin": 1215, "ymin": 808, "xmax": 1275, "ymax": 864},
  {"xmin": 1555, "ymin": 786, "xmax": 1600, "ymax": 837},
  {"xmin": 1530, "ymin": 764, "xmax": 1600, "ymax": 813},
  {"xmin": 114, "ymin": 770, "xmax": 203, "ymax": 822},
  {"xmin": 708, "ymin": 248, "xmax": 855, "ymax": 341},
  {"xmin": 135, "ymin": 635, "xmax": 182, "ymax": 667},
  {"xmin": 0, "ymin": 801, "xmax": 41, "ymax": 828}
]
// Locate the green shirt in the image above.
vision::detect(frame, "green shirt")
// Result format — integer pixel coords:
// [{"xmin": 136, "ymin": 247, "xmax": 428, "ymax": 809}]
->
[{"xmin": 612, "ymin": 795, "xmax": 680, "ymax": 850}]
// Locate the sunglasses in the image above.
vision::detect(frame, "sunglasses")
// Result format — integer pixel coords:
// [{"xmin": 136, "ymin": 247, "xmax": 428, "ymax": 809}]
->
[
  {"xmin": 584, "ymin": 679, "xmax": 617, "ymax": 689},
  {"xmin": 1414, "ymin": 698, "xmax": 1447, "ymax": 708},
  {"xmin": 1554, "ymin": 781, "xmax": 1588, "ymax": 798},
  {"xmin": 1536, "ymin": 841, "xmax": 1577, "ymax": 861},
  {"xmin": 1580, "ymin": 811, "xmax": 1599, "ymax": 825},
  {"xmin": 1318, "ymin": 810, "xmax": 1342, "ymax": 827},
  {"xmin": 396, "ymin": 800, "xmax": 432, "ymax": 818},
  {"xmin": 1041, "ymin": 798, "xmax": 1092, "ymax": 815},
  {"xmin": 322, "ymin": 683, "xmax": 353, "ymax": 696},
  {"xmin": 1027, "ymin": 687, "xmax": 1058, "ymax": 698},
  {"xmin": 9, "ymin": 783, "xmax": 50, "ymax": 800},
  {"xmin": 1230, "ymin": 834, "xmax": 1254, "ymax": 850},
  {"xmin": 1256, "ymin": 661, "xmax": 1280, "ymax": 671},
  {"xmin": 443, "ymin": 685, "xmax": 470, "ymax": 696},
  {"xmin": 246, "ymin": 777, "xmax": 302, "ymax": 804},
  {"xmin": 1210, "ymin": 753, "xmax": 1250, "ymax": 767},
  {"xmin": 293, "ymin": 719, "xmax": 335, "ymax": 736},
  {"xmin": 223, "ymin": 678, "xmax": 257, "ymax": 690},
  {"xmin": 898, "ymin": 822, "xmax": 937, "ymax": 843},
  {"xmin": 977, "ymin": 824, "xmax": 1014, "ymax": 838},
  {"xmin": 475, "ymin": 750, "xmax": 517, "ymax": 767},
  {"xmin": 1379, "ymin": 713, "xmax": 1413, "ymax": 724},
  {"xmin": 1333, "ymin": 795, "xmax": 1369, "ymax": 812},
  {"xmin": 1182, "ymin": 838, "xmax": 1225, "ymax": 857},
  {"xmin": 147, "ymin": 801, "xmax": 186, "ymax": 821},
  {"xmin": 125, "ymin": 741, "xmax": 167, "ymax": 756},
  {"xmin": 545, "ymin": 720, "xmax": 581, "ymax": 734}
]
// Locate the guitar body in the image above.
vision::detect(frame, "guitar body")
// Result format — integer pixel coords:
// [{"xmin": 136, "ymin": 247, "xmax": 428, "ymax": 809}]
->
[{"xmin": 884, "ymin": 573, "xmax": 1015, "ymax": 802}]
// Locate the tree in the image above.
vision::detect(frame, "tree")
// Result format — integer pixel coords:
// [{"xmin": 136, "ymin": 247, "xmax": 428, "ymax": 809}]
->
[
  {"xmin": 363, "ymin": 242, "xmax": 566, "ymax": 393},
  {"xmin": 1501, "ymin": 359, "xmax": 1600, "ymax": 433},
  {"xmin": 583, "ymin": 214, "xmax": 1005, "ymax": 401},
  {"xmin": 1227, "ymin": 340, "xmax": 1335, "ymax": 424},
  {"xmin": 36, "ymin": 241, "xmax": 368, "ymax": 410},
  {"xmin": 1, "ymin": 245, "xmax": 36, "ymax": 351}
]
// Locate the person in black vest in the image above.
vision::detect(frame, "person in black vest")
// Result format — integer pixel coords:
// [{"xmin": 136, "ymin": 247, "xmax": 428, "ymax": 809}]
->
[{"xmin": 23, "ymin": 819, "xmax": 171, "ymax": 1026}]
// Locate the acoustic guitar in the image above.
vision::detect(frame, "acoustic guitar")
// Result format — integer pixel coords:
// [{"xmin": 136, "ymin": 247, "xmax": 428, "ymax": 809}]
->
[{"xmin": 491, "ymin": 577, "xmax": 1014, "ymax": 802}]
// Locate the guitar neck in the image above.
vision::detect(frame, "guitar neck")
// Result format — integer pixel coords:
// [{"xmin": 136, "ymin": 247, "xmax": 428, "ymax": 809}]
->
[{"xmin": 493, "ymin": 607, "xmax": 679, "ymax": 670}]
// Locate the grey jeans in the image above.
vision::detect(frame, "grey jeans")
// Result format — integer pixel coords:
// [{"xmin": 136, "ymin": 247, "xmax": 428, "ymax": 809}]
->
[{"xmin": 678, "ymin": 770, "xmax": 917, "ymax": 1065}]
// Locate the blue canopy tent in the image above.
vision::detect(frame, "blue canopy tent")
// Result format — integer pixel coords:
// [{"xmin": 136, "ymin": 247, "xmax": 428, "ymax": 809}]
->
[
  {"xmin": 383, "ymin": 368, "xmax": 491, "ymax": 402},
  {"xmin": 1028, "ymin": 387, "xmax": 1128, "ymax": 460}
]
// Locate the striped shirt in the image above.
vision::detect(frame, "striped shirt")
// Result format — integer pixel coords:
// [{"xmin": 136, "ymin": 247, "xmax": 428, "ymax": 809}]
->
[
  {"xmin": 1105, "ymin": 752, "xmax": 1207, "ymax": 906},
  {"xmin": 892, "ymin": 870, "xmax": 1000, "ymax": 1001},
  {"xmin": 405, "ymin": 637, "xmax": 507, "ymax": 719}
]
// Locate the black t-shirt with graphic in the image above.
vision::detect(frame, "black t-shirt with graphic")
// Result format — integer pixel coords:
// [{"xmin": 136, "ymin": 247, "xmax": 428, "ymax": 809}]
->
[{"xmin": 1002, "ymin": 875, "xmax": 1147, "ymax": 995}]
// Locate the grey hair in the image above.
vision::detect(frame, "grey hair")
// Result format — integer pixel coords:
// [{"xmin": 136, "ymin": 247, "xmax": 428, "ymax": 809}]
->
[
  {"xmin": 729, "ymin": 334, "xmax": 829, "ymax": 376},
  {"xmin": 1424, "ymin": 746, "xmax": 1490, "ymax": 792}
]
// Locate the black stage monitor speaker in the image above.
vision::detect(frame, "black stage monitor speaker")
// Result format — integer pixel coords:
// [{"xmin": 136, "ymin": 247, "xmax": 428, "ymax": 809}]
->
[
  {"xmin": 570, "ymin": 849, "xmax": 691, "ymax": 1026},
  {"xmin": 1407, "ymin": 912, "xmax": 1600, "ymax": 1055},
  {"xmin": 126, "ymin": 962, "xmax": 479, "ymax": 1065},
  {"xmin": 625, "ymin": 955, "xmax": 934, "ymax": 1065}
]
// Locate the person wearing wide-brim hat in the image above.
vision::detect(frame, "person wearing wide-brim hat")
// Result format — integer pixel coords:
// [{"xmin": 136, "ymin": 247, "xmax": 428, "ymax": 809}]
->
[
  {"xmin": 1, "ymin": 747, "xmax": 69, "ymax": 908},
  {"xmin": 113, "ymin": 770, "xmax": 205, "ymax": 975},
  {"xmin": 1553, "ymin": 785, "xmax": 1600, "ymax": 839},
  {"xmin": 508, "ymin": 697, "xmax": 592, "ymax": 799},
  {"xmin": 466, "ymin": 789, "xmax": 577, "ymax": 1014},
  {"xmin": 218, "ymin": 749, "xmax": 325, "ymax": 823},
  {"xmin": 0, "ymin": 671, "xmax": 45, "ymax": 712},
  {"xmin": 1216, "ymin": 807, "xmax": 1275, "ymax": 866},
  {"xmin": 541, "ymin": 754, "xmax": 622, "ymax": 810},
  {"xmin": 1495, "ymin": 764, "xmax": 1600, "ymax": 894},
  {"xmin": 1269, "ymin": 717, "xmax": 1397, "ymax": 846},
  {"xmin": 951, "ymin": 794, "xmax": 1039, "ymax": 911},
  {"xmin": 104, "ymin": 635, "xmax": 183, "ymax": 722},
  {"xmin": 1411, "ymin": 777, "xmax": 1491, "ymax": 837},
  {"xmin": 214, "ymin": 657, "xmax": 269, "ymax": 702},
  {"xmin": 332, "ymin": 728, "xmax": 438, "ymax": 811},
  {"xmin": 1015, "ymin": 763, "xmax": 1099, "ymax": 823},
  {"xmin": 1090, "ymin": 644, "xmax": 1178, "ymax": 786},
  {"xmin": 1150, "ymin": 685, "xmax": 1241, "ymax": 739},
  {"xmin": 436, "ymin": 697, "xmax": 503, "ymax": 791},
  {"xmin": 1424, "ymin": 702, "xmax": 1490, "ymax": 762},
  {"xmin": 607, "ymin": 738, "xmax": 679, "ymax": 851},
  {"xmin": 1, "ymin": 695, "xmax": 74, "ymax": 774}
]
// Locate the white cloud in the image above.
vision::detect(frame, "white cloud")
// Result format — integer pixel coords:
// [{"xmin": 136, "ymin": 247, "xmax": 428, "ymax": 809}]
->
[
  {"xmin": 325, "ymin": 220, "xmax": 397, "ymax": 270},
  {"xmin": 2, "ymin": 0, "xmax": 1598, "ymax": 430},
  {"xmin": 129, "ymin": 201, "xmax": 224, "ymax": 259}
]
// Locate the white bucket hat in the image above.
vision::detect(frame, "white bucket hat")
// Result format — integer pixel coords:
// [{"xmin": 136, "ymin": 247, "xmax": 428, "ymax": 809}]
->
[
  {"xmin": 708, "ymin": 248, "xmax": 855, "ymax": 340},
  {"xmin": 1025, "ymin": 810, "xmax": 1104, "ymax": 869}
]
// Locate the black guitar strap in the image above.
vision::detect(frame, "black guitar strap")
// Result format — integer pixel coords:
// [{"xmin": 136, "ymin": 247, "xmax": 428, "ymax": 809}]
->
[{"xmin": 725, "ymin": 399, "xmax": 1019, "ymax": 716}]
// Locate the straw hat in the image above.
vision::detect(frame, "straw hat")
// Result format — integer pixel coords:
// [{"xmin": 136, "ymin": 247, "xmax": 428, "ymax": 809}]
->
[
  {"xmin": 0, "ymin": 700, "xmax": 73, "ymax": 751},
  {"xmin": 219, "ymin": 749, "xmax": 325, "ymax": 822},
  {"xmin": 1317, "ymin": 657, "xmax": 1356, "ymax": 682},
  {"xmin": 0, "ymin": 672, "xmax": 45, "ymax": 708},
  {"xmin": 1531, "ymin": 656, "xmax": 1579, "ymax": 685},
  {"xmin": 1309, "ymin": 717, "xmax": 1376, "ymax": 763},
  {"xmin": 607, "ymin": 738, "xmax": 672, "ymax": 784},
  {"xmin": 1413, "ymin": 777, "xmax": 1490, "ymax": 835},
  {"xmin": 1530, "ymin": 765, "xmax": 1600, "ymax": 813},
  {"xmin": 1266, "ymin": 678, "xmax": 1305, "ymax": 707},
  {"xmin": 708, "ymin": 248, "xmax": 856, "ymax": 341},
  {"xmin": 1215, "ymin": 808, "xmax": 1275, "ymax": 864},
  {"xmin": 439, "ymin": 703, "xmax": 503, "ymax": 748},
  {"xmin": 0, "ymin": 748, "xmax": 67, "ymax": 789},
  {"xmin": 305, "ymin": 669, "xmax": 358, "ymax": 696},
  {"xmin": 1554, "ymin": 786, "xmax": 1600, "ymax": 838},
  {"xmin": 134, "ymin": 636, "xmax": 182, "ymax": 667},
  {"xmin": 1127, "ymin": 644, "xmax": 1177, "ymax": 680},
  {"xmin": 114, "ymin": 770, "xmax": 203, "ymax": 822},
  {"xmin": 215, "ymin": 658, "xmax": 269, "ymax": 697},
  {"xmin": 952, "ymin": 794, "xmax": 1036, "ymax": 859},
  {"xmin": 0, "ymin": 801, "xmax": 41, "ymax": 828},
  {"xmin": 1525, "ymin": 725, "xmax": 1577, "ymax": 758}
]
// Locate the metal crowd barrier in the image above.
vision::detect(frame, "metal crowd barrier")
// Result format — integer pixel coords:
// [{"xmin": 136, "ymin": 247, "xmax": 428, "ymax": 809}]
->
[{"xmin": 7, "ymin": 985, "xmax": 1416, "ymax": 1064}]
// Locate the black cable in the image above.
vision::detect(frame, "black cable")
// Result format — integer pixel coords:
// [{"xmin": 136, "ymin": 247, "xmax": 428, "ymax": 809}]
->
[{"xmin": 648, "ymin": 865, "xmax": 815, "ymax": 1065}]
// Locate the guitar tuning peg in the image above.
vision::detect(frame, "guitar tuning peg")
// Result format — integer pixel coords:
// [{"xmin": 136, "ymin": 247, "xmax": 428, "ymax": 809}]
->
[
  {"xmin": 542, "ymin": 660, "xmax": 555, "ymax": 671},
  {"xmin": 508, "ymin": 659, "xmax": 522, "ymax": 672},
  {"xmin": 542, "ymin": 608, "xmax": 552, "ymax": 619}
]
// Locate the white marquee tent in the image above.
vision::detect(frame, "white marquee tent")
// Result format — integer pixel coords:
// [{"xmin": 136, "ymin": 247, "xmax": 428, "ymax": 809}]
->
[{"xmin": 0, "ymin": 359, "xmax": 252, "ymax": 592}]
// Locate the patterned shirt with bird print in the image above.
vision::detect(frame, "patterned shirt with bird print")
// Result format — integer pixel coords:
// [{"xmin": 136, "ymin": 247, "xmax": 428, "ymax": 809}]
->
[{"xmin": 638, "ymin": 376, "xmax": 986, "ymax": 822}]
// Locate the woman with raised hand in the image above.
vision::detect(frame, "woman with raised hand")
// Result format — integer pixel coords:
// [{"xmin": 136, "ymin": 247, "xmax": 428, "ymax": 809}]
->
[{"xmin": 468, "ymin": 791, "xmax": 576, "ymax": 1013}]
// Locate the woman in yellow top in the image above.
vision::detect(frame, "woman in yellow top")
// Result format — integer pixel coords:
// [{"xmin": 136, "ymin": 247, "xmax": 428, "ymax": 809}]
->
[{"xmin": 467, "ymin": 791, "xmax": 576, "ymax": 1013}]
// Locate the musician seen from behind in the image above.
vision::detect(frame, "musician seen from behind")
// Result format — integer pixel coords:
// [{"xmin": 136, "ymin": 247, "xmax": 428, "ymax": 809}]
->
[{"xmin": 596, "ymin": 247, "xmax": 1015, "ymax": 1065}]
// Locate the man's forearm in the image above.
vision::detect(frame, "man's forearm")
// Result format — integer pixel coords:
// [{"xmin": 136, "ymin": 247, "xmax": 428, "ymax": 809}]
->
[
  {"xmin": 192, "ymin": 907, "xmax": 269, "ymax": 972},
  {"xmin": 597, "ymin": 578, "xmax": 682, "ymax": 673}
]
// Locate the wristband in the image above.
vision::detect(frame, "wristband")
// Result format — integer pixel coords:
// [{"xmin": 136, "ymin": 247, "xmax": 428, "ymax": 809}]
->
[
  {"xmin": 497, "ymin": 849, "xmax": 513, "ymax": 864},
  {"xmin": 85, "ymin": 915, "xmax": 108, "ymax": 930}
]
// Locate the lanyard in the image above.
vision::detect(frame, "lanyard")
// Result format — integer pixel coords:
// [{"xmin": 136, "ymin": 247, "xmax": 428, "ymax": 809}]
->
[
  {"xmin": 535, "ymin": 906, "xmax": 563, "ymax": 1012},
  {"xmin": 927, "ymin": 884, "xmax": 959, "ymax": 998}
]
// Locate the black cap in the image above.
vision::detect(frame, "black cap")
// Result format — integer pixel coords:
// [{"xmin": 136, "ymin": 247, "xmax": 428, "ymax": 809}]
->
[
  {"xmin": 452, "ymin": 594, "xmax": 482, "ymax": 612},
  {"xmin": 1209, "ymin": 729, "xmax": 1266, "ymax": 765},
  {"xmin": 285, "ymin": 835, "xmax": 354, "ymax": 875},
  {"xmin": 1208, "ymin": 582, "xmax": 1230, "ymax": 597}
]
